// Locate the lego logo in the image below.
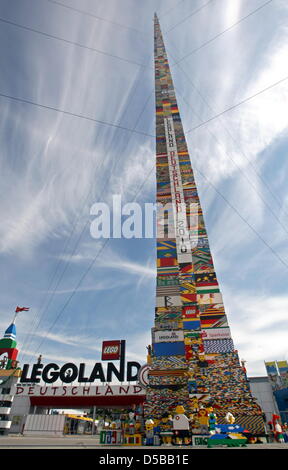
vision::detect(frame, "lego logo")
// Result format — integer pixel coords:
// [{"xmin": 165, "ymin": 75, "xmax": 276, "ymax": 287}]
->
[{"xmin": 104, "ymin": 346, "xmax": 119, "ymax": 354}]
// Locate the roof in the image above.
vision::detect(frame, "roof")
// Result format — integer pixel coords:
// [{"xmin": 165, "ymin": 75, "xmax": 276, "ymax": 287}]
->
[{"xmin": 4, "ymin": 323, "xmax": 16, "ymax": 341}]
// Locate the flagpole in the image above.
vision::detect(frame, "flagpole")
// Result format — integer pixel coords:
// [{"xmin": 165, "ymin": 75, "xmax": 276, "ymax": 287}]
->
[
  {"xmin": 12, "ymin": 311, "xmax": 19, "ymax": 324},
  {"xmin": 13, "ymin": 307, "xmax": 30, "ymax": 324}
]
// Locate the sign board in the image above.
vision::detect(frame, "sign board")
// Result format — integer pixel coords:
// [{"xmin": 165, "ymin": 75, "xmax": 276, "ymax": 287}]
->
[
  {"xmin": 20, "ymin": 340, "xmax": 141, "ymax": 384},
  {"xmin": 100, "ymin": 429, "xmax": 123, "ymax": 445},
  {"xmin": 265, "ymin": 360, "xmax": 288, "ymax": 391},
  {"xmin": 265, "ymin": 361, "xmax": 278, "ymax": 375},
  {"xmin": 154, "ymin": 330, "xmax": 184, "ymax": 343},
  {"xmin": 277, "ymin": 361, "xmax": 288, "ymax": 375},
  {"xmin": 101, "ymin": 341, "xmax": 121, "ymax": 361},
  {"xmin": 192, "ymin": 435, "xmax": 209, "ymax": 446},
  {"xmin": 13, "ymin": 384, "xmax": 146, "ymax": 398},
  {"xmin": 201, "ymin": 328, "xmax": 231, "ymax": 340}
]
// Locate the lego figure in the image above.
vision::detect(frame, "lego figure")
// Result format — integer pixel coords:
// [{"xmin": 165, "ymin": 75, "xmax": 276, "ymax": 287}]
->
[
  {"xmin": 275, "ymin": 421, "xmax": 284, "ymax": 443},
  {"xmin": 197, "ymin": 407, "xmax": 209, "ymax": 434},
  {"xmin": 123, "ymin": 420, "xmax": 130, "ymax": 434},
  {"xmin": 225, "ymin": 411, "xmax": 235, "ymax": 424},
  {"xmin": 146, "ymin": 345, "xmax": 152, "ymax": 364},
  {"xmin": 282, "ymin": 423, "xmax": 288, "ymax": 442},
  {"xmin": 115, "ymin": 418, "xmax": 122, "ymax": 430},
  {"xmin": 208, "ymin": 407, "xmax": 217, "ymax": 435},
  {"xmin": 172, "ymin": 405, "xmax": 191, "ymax": 445},
  {"xmin": 189, "ymin": 414, "xmax": 201, "ymax": 435},
  {"xmin": 108, "ymin": 421, "xmax": 117, "ymax": 444},
  {"xmin": 145, "ymin": 419, "xmax": 154, "ymax": 446},
  {"xmin": 159, "ymin": 412, "xmax": 173, "ymax": 446},
  {"xmin": 271, "ymin": 414, "xmax": 284, "ymax": 442},
  {"xmin": 135, "ymin": 420, "xmax": 142, "ymax": 433},
  {"xmin": 190, "ymin": 396, "xmax": 199, "ymax": 412},
  {"xmin": 128, "ymin": 412, "xmax": 136, "ymax": 435},
  {"xmin": 152, "ymin": 418, "xmax": 161, "ymax": 446}
]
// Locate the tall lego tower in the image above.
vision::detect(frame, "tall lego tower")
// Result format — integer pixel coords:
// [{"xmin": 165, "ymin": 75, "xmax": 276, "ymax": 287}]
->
[{"xmin": 144, "ymin": 15, "xmax": 265, "ymax": 433}]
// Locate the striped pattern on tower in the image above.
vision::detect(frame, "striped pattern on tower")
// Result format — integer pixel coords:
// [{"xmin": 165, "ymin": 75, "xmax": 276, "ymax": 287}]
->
[
  {"xmin": 0, "ymin": 372, "xmax": 21, "ymax": 435},
  {"xmin": 144, "ymin": 15, "xmax": 264, "ymax": 431},
  {"xmin": 0, "ymin": 321, "xmax": 21, "ymax": 435}
]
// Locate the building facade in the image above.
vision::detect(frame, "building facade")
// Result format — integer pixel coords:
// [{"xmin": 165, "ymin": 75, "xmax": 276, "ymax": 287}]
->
[
  {"xmin": 264, "ymin": 360, "xmax": 288, "ymax": 423},
  {"xmin": 249, "ymin": 376, "xmax": 280, "ymax": 424}
]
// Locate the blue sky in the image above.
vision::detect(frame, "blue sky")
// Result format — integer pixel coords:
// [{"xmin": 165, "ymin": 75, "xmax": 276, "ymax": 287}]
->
[{"xmin": 0, "ymin": 0, "xmax": 288, "ymax": 378}]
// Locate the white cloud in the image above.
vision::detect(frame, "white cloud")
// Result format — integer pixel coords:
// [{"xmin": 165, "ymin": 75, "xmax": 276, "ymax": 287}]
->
[
  {"xmin": 44, "ymin": 280, "xmax": 127, "ymax": 295},
  {"xmin": 58, "ymin": 241, "xmax": 156, "ymax": 279},
  {"xmin": 100, "ymin": 256, "xmax": 155, "ymax": 279},
  {"xmin": 0, "ymin": 5, "xmax": 149, "ymax": 258},
  {"xmin": 223, "ymin": 288, "xmax": 288, "ymax": 376},
  {"xmin": 109, "ymin": 142, "xmax": 155, "ymax": 202},
  {"xmin": 20, "ymin": 328, "xmax": 148, "ymax": 372},
  {"xmin": 223, "ymin": 0, "xmax": 242, "ymax": 26}
]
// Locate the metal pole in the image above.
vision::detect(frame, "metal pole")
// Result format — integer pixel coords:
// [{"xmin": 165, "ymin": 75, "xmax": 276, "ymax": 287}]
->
[
  {"xmin": 92, "ymin": 405, "xmax": 96, "ymax": 435},
  {"xmin": 120, "ymin": 340, "xmax": 126, "ymax": 380}
]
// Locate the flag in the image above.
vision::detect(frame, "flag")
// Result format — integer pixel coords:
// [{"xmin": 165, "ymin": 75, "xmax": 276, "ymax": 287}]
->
[
  {"xmin": 265, "ymin": 361, "xmax": 278, "ymax": 375},
  {"xmin": 15, "ymin": 306, "xmax": 29, "ymax": 312},
  {"xmin": 277, "ymin": 361, "xmax": 288, "ymax": 375}
]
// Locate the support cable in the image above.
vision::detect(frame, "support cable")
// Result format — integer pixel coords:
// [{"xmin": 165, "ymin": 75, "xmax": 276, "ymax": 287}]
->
[
  {"xmin": 46, "ymin": 0, "xmax": 147, "ymax": 36},
  {"xmin": 19, "ymin": 84, "xmax": 154, "ymax": 361},
  {"xmin": 0, "ymin": 91, "xmax": 155, "ymax": 139},
  {"xmin": 0, "ymin": 16, "xmax": 150, "ymax": 69},
  {"xmin": 165, "ymin": 0, "xmax": 217, "ymax": 33},
  {"xmin": 185, "ymin": 75, "xmax": 288, "ymax": 134},
  {"xmin": 29, "ymin": 162, "xmax": 155, "ymax": 357},
  {"xmin": 171, "ymin": 0, "xmax": 273, "ymax": 65}
]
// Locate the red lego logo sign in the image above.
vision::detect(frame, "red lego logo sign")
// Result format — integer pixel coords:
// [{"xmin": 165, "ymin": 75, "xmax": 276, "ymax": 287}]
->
[{"xmin": 101, "ymin": 341, "xmax": 121, "ymax": 361}]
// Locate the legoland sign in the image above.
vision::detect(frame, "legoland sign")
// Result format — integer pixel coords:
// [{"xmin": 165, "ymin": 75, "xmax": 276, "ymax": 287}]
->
[
  {"xmin": 20, "ymin": 340, "xmax": 142, "ymax": 384},
  {"xmin": 14, "ymin": 384, "xmax": 146, "ymax": 398},
  {"xmin": 101, "ymin": 341, "xmax": 121, "ymax": 360}
]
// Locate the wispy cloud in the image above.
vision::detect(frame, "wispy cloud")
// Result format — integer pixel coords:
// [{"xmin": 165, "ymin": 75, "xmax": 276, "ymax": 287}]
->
[
  {"xmin": 44, "ymin": 278, "xmax": 128, "ymax": 295},
  {"xmin": 21, "ymin": 328, "xmax": 148, "ymax": 367},
  {"xmin": 222, "ymin": 288, "xmax": 288, "ymax": 376},
  {"xmin": 59, "ymin": 241, "xmax": 156, "ymax": 279}
]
